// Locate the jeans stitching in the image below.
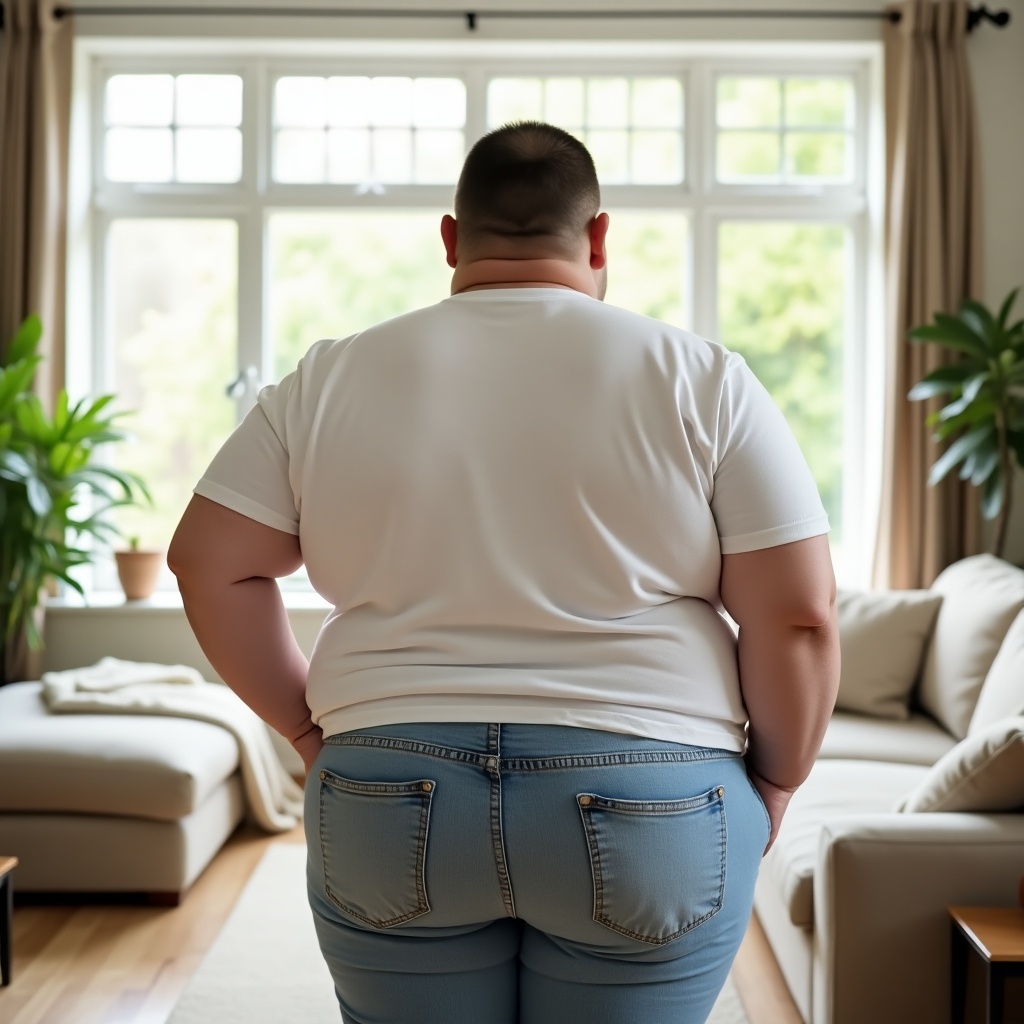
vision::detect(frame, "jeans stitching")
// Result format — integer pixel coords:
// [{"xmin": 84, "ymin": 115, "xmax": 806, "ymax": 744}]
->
[
  {"xmin": 580, "ymin": 788, "xmax": 726, "ymax": 945},
  {"xmin": 327, "ymin": 734, "xmax": 737, "ymax": 772},
  {"xmin": 318, "ymin": 769, "xmax": 435, "ymax": 929},
  {"xmin": 489, "ymin": 725, "xmax": 517, "ymax": 917}
]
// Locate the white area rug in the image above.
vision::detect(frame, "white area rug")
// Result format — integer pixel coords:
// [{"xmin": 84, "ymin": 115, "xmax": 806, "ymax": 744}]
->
[{"xmin": 168, "ymin": 845, "xmax": 749, "ymax": 1024}]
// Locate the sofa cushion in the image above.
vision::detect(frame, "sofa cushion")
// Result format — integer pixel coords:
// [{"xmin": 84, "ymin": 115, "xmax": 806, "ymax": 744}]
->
[
  {"xmin": 0, "ymin": 681, "xmax": 239, "ymax": 822},
  {"xmin": 917, "ymin": 555, "xmax": 1024, "ymax": 739},
  {"xmin": 760, "ymin": 759, "xmax": 928, "ymax": 927},
  {"xmin": 970, "ymin": 611, "xmax": 1024, "ymax": 734},
  {"xmin": 834, "ymin": 589, "xmax": 942, "ymax": 719},
  {"xmin": 897, "ymin": 717, "xmax": 1024, "ymax": 813},
  {"xmin": 818, "ymin": 710, "xmax": 957, "ymax": 765}
]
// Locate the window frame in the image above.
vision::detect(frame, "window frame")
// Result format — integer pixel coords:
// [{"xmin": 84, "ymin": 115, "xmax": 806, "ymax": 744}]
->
[{"xmin": 71, "ymin": 41, "xmax": 884, "ymax": 588}]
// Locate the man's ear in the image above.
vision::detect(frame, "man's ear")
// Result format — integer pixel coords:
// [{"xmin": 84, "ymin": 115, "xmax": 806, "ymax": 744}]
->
[
  {"xmin": 441, "ymin": 214, "xmax": 458, "ymax": 268},
  {"xmin": 589, "ymin": 212, "xmax": 609, "ymax": 270}
]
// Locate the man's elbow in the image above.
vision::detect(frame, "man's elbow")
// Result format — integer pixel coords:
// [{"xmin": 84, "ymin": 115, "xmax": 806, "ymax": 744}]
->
[{"xmin": 790, "ymin": 582, "xmax": 837, "ymax": 629}]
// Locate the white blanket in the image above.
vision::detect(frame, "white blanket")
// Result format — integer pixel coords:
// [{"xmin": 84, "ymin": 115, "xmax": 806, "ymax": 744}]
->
[{"xmin": 42, "ymin": 657, "xmax": 305, "ymax": 833}]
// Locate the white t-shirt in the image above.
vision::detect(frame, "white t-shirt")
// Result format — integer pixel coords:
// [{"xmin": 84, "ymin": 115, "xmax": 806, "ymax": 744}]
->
[{"xmin": 197, "ymin": 288, "xmax": 828, "ymax": 751}]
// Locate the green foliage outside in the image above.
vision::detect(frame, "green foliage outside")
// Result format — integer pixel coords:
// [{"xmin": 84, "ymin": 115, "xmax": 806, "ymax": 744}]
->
[{"xmin": 718, "ymin": 221, "xmax": 847, "ymax": 539}]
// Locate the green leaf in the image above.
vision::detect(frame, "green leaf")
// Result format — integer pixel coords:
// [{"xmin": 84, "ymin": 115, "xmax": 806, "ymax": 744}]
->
[
  {"xmin": 907, "ymin": 363, "xmax": 979, "ymax": 401},
  {"xmin": 4, "ymin": 315, "xmax": 42, "ymax": 367},
  {"xmin": 0, "ymin": 450, "xmax": 32, "ymax": 482},
  {"xmin": 996, "ymin": 288, "xmax": 1019, "ymax": 330},
  {"xmin": 960, "ymin": 299, "xmax": 998, "ymax": 345},
  {"xmin": 909, "ymin": 320, "xmax": 987, "ymax": 356},
  {"xmin": 25, "ymin": 476, "xmax": 52, "ymax": 516},
  {"xmin": 928, "ymin": 424, "xmax": 994, "ymax": 486},
  {"xmin": 981, "ymin": 471, "xmax": 1005, "ymax": 520}
]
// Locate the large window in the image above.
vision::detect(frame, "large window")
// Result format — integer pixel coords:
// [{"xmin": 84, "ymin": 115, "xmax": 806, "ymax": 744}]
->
[{"xmin": 76, "ymin": 48, "xmax": 879, "ymax": 588}]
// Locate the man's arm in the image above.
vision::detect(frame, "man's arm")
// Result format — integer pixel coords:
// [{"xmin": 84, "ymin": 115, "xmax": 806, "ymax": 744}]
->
[
  {"xmin": 167, "ymin": 495, "xmax": 323, "ymax": 772},
  {"xmin": 720, "ymin": 534, "xmax": 840, "ymax": 852}
]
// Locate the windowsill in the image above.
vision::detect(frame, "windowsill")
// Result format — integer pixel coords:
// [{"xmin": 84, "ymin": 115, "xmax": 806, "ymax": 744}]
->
[{"xmin": 47, "ymin": 590, "xmax": 331, "ymax": 612}]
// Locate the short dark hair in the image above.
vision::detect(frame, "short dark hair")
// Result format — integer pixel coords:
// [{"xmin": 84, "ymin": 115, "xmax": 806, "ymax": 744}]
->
[{"xmin": 454, "ymin": 121, "xmax": 601, "ymax": 254}]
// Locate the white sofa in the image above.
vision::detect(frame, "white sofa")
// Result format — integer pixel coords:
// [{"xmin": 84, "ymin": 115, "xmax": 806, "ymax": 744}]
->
[
  {"xmin": 755, "ymin": 554, "xmax": 1024, "ymax": 1024},
  {"xmin": 0, "ymin": 680, "xmax": 246, "ymax": 901}
]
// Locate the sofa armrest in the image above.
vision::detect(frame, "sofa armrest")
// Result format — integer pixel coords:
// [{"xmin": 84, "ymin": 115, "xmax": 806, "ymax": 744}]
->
[{"xmin": 812, "ymin": 813, "xmax": 1024, "ymax": 1024}]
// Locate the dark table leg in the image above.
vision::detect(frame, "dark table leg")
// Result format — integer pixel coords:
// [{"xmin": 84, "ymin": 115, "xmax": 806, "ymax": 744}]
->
[
  {"xmin": 952, "ymin": 921, "xmax": 970, "ymax": 1024},
  {"xmin": 0, "ymin": 873, "xmax": 11, "ymax": 987},
  {"xmin": 985, "ymin": 961, "xmax": 1002, "ymax": 1024}
]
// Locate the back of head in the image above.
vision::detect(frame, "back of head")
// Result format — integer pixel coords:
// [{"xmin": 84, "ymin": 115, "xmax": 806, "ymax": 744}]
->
[{"xmin": 454, "ymin": 121, "xmax": 601, "ymax": 257}]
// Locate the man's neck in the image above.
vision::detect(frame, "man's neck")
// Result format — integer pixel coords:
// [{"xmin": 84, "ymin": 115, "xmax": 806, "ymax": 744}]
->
[{"xmin": 450, "ymin": 257, "xmax": 598, "ymax": 298}]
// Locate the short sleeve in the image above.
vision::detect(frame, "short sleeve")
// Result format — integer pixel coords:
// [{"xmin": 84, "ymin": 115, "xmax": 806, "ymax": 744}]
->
[
  {"xmin": 193, "ymin": 379, "xmax": 300, "ymax": 536},
  {"xmin": 711, "ymin": 357, "xmax": 830, "ymax": 554}
]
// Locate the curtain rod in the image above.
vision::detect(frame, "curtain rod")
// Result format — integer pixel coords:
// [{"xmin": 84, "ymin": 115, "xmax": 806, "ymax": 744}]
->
[{"xmin": 0, "ymin": 3, "xmax": 1011, "ymax": 33}]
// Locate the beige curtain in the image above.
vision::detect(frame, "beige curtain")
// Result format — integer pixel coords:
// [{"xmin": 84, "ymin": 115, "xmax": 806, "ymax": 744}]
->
[
  {"xmin": 873, "ymin": 0, "xmax": 983, "ymax": 589},
  {"xmin": 0, "ymin": 0, "xmax": 71, "ymax": 404}
]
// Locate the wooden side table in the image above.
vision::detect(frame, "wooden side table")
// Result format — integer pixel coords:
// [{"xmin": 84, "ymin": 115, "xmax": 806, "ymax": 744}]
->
[
  {"xmin": 0, "ymin": 856, "xmax": 17, "ymax": 987},
  {"xmin": 950, "ymin": 905, "xmax": 1024, "ymax": 1024}
]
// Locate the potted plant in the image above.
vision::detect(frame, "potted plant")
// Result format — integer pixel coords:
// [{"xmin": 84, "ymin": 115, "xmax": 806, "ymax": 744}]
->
[
  {"xmin": 114, "ymin": 535, "xmax": 164, "ymax": 601},
  {"xmin": 908, "ymin": 287, "xmax": 1024, "ymax": 559},
  {"xmin": 0, "ymin": 314, "xmax": 150, "ymax": 684}
]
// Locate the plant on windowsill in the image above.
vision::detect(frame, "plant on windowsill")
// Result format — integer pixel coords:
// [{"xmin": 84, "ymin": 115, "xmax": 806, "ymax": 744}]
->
[
  {"xmin": 908, "ymin": 287, "xmax": 1024, "ymax": 559},
  {"xmin": 114, "ymin": 534, "xmax": 164, "ymax": 601},
  {"xmin": 0, "ymin": 314, "xmax": 151, "ymax": 685}
]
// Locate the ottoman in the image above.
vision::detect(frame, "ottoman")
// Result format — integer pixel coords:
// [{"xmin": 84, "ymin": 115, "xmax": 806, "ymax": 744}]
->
[{"xmin": 0, "ymin": 681, "xmax": 245, "ymax": 902}]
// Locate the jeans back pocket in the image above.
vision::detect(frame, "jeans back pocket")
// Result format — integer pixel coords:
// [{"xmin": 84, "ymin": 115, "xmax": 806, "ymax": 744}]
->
[
  {"xmin": 578, "ymin": 786, "xmax": 726, "ymax": 945},
  {"xmin": 318, "ymin": 769, "xmax": 435, "ymax": 929}
]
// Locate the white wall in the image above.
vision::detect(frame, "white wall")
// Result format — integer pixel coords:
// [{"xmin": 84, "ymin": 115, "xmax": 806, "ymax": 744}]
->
[{"xmin": 968, "ymin": 10, "xmax": 1024, "ymax": 562}]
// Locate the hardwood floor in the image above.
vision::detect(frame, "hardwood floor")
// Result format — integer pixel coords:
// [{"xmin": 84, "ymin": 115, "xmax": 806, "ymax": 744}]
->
[{"xmin": 0, "ymin": 826, "xmax": 802, "ymax": 1024}]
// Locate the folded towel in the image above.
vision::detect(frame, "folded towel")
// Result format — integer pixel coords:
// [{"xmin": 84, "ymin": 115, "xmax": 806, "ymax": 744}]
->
[
  {"xmin": 42, "ymin": 656, "xmax": 205, "ymax": 693},
  {"xmin": 42, "ymin": 658, "xmax": 304, "ymax": 833}
]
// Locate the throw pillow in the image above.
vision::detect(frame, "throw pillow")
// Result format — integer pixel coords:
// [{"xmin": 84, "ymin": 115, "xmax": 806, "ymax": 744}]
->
[
  {"xmin": 834, "ymin": 589, "xmax": 943, "ymax": 720},
  {"xmin": 897, "ymin": 717, "xmax": 1024, "ymax": 813},
  {"xmin": 917, "ymin": 555, "xmax": 1024, "ymax": 740},
  {"xmin": 970, "ymin": 610, "xmax": 1024, "ymax": 734}
]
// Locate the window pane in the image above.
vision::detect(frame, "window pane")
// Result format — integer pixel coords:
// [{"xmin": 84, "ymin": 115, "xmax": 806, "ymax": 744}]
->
[
  {"xmin": 545, "ymin": 78, "xmax": 584, "ymax": 127},
  {"xmin": 587, "ymin": 129, "xmax": 630, "ymax": 183},
  {"xmin": 107, "ymin": 219, "xmax": 237, "ymax": 566},
  {"xmin": 370, "ymin": 77, "xmax": 414, "ymax": 126},
  {"xmin": 275, "ymin": 129, "xmax": 327, "ymax": 182},
  {"xmin": 587, "ymin": 79, "xmax": 629, "ymax": 128},
  {"xmin": 105, "ymin": 128, "xmax": 173, "ymax": 182},
  {"xmin": 328, "ymin": 77, "xmax": 372, "ymax": 127},
  {"xmin": 176, "ymin": 75, "xmax": 243, "ymax": 126},
  {"xmin": 717, "ymin": 77, "xmax": 780, "ymax": 128},
  {"xmin": 632, "ymin": 78, "xmax": 683, "ymax": 128},
  {"xmin": 413, "ymin": 78, "xmax": 466, "ymax": 128},
  {"xmin": 275, "ymin": 77, "xmax": 327, "ymax": 127},
  {"xmin": 106, "ymin": 74, "xmax": 173, "ymax": 126},
  {"xmin": 328, "ymin": 129, "xmax": 371, "ymax": 182},
  {"xmin": 414, "ymin": 130, "xmax": 464, "ymax": 183},
  {"xmin": 604, "ymin": 211, "xmax": 688, "ymax": 327},
  {"xmin": 270, "ymin": 212, "xmax": 452, "ymax": 380},
  {"xmin": 176, "ymin": 128, "xmax": 242, "ymax": 182},
  {"xmin": 488, "ymin": 78, "xmax": 543, "ymax": 124},
  {"xmin": 717, "ymin": 131, "xmax": 781, "ymax": 181},
  {"xmin": 632, "ymin": 131, "xmax": 683, "ymax": 184},
  {"xmin": 373, "ymin": 129, "xmax": 413, "ymax": 183},
  {"xmin": 785, "ymin": 132, "xmax": 850, "ymax": 180},
  {"xmin": 785, "ymin": 78, "xmax": 853, "ymax": 128},
  {"xmin": 718, "ymin": 221, "xmax": 846, "ymax": 540}
]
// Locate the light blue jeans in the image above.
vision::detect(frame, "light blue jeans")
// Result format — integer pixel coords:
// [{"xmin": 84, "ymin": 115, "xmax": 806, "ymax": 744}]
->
[{"xmin": 305, "ymin": 723, "xmax": 770, "ymax": 1024}]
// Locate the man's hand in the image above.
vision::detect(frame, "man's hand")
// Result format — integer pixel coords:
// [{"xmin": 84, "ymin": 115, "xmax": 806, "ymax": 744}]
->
[
  {"xmin": 292, "ymin": 722, "xmax": 325, "ymax": 776},
  {"xmin": 748, "ymin": 768, "xmax": 798, "ymax": 854}
]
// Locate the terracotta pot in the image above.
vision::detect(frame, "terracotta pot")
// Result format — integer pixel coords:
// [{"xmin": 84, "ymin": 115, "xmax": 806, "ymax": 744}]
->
[{"xmin": 115, "ymin": 550, "xmax": 164, "ymax": 601}]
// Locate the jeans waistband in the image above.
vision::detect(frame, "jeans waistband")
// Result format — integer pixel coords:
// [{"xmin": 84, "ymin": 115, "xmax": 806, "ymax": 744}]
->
[{"xmin": 324, "ymin": 723, "xmax": 739, "ymax": 771}]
